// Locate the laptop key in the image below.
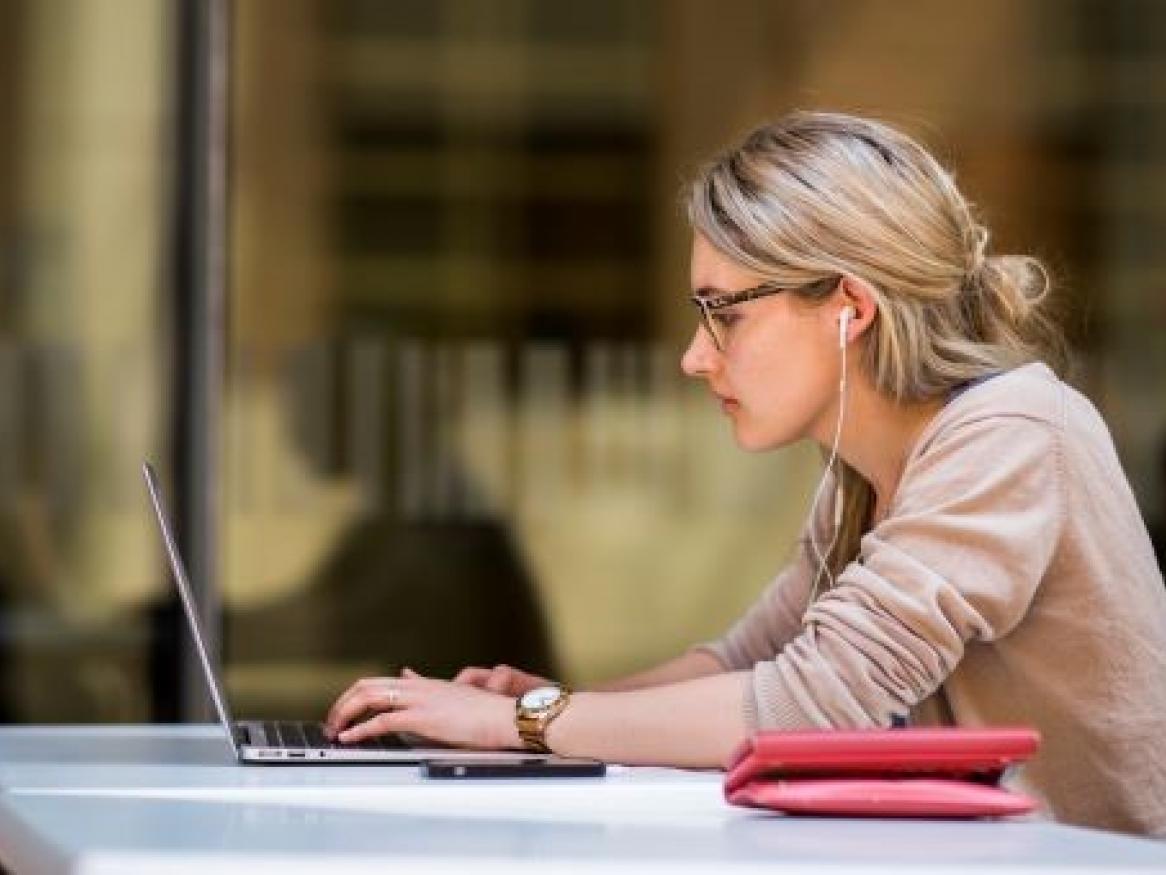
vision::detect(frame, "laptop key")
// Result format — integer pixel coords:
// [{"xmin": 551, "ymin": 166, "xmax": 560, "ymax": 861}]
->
[
  {"xmin": 262, "ymin": 721, "xmax": 282, "ymax": 747},
  {"xmin": 303, "ymin": 723, "xmax": 337, "ymax": 749},
  {"xmin": 278, "ymin": 721, "xmax": 308, "ymax": 749},
  {"xmin": 300, "ymin": 720, "xmax": 413, "ymax": 751}
]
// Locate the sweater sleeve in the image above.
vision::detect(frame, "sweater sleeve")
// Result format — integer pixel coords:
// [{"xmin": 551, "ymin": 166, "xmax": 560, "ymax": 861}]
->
[
  {"xmin": 693, "ymin": 559, "xmax": 812, "ymax": 672},
  {"xmin": 749, "ymin": 414, "xmax": 1064, "ymax": 729}
]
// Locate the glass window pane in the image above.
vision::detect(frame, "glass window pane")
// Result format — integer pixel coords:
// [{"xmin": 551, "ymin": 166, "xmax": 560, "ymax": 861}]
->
[
  {"xmin": 222, "ymin": 0, "xmax": 1166, "ymax": 722},
  {"xmin": 0, "ymin": 0, "xmax": 172, "ymax": 722}
]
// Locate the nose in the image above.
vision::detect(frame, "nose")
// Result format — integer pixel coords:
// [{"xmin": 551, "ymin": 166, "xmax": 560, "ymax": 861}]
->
[{"xmin": 681, "ymin": 326, "xmax": 718, "ymax": 378}]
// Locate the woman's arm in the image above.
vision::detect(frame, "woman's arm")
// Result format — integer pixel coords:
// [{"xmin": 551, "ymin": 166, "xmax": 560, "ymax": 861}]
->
[
  {"xmin": 548, "ymin": 670, "xmax": 752, "ymax": 767},
  {"xmin": 451, "ymin": 649, "xmax": 726, "ymax": 697},
  {"xmin": 587, "ymin": 649, "xmax": 726, "ymax": 692},
  {"xmin": 324, "ymin": 668, "xmax": 753, "ymax": 768}
]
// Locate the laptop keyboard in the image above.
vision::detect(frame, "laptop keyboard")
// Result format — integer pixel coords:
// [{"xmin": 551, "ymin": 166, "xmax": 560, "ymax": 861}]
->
[{"xmin": 262, "ymin": 720, "xmax": 409, "ymax": 751}]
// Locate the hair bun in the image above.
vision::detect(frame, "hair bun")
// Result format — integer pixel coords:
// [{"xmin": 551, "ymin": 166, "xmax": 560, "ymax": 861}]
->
[{"xmin": 981, "ymin": 255, "xmax": 1051, "ymax": 324}]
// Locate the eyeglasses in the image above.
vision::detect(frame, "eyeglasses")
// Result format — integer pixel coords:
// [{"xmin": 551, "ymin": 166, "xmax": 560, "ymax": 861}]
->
[{"xmin": 690, "ymin": 275, "xmax": 840, "ymax": 351}]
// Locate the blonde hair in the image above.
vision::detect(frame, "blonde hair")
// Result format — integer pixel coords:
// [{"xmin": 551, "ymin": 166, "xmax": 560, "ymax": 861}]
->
[{"xmin": 686, "ymin": 110, "xmax": 1069, "ymax": 580}]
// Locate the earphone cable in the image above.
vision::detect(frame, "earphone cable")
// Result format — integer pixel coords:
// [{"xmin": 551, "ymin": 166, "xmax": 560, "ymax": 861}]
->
[{"xmin": 805, "ymin": 322, "xmax": 848, "ymax": 621}]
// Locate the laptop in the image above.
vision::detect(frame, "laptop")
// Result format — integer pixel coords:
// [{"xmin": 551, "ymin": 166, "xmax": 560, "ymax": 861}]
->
[{"xmin": 143, "ymin": 461, "xmax": 543, "ymax": 765}]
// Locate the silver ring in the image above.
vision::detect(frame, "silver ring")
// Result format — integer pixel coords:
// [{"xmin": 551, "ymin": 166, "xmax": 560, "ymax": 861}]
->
[{"xmin": 385, "ymin": 687, "xmax": 400, "ymax": 708}]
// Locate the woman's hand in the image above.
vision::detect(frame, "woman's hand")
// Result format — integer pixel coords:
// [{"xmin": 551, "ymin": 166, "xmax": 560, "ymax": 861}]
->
[
  {"xmin": 323, "ymin": 668, "xmax": 520, "ymax": 749},
  {"xmin": 452, "ymin": 663, "xmax": 551, "ymax": 697}
]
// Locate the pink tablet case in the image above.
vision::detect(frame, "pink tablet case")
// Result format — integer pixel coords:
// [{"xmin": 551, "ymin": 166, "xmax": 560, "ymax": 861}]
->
[{"xmin": 724, "ymin": 727, "xmax": 1040, "ymax": 818}]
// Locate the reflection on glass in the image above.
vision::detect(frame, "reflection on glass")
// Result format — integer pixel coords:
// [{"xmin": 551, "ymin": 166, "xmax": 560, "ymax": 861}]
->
[
  {"xmin": 0, "ymin": 0, "xmax": 170, "ymax": 721},
  {"xmin": 221, "ymin": 0, "xmax": 1166, "ymax": 720}
]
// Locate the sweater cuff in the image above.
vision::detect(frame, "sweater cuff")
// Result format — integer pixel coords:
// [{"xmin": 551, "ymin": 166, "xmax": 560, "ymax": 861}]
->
[
  {"xmin": 742, "ymin": 673, "xmax": 760, "ymax": 730},
  {"xmin": 749, "ymin": 661, "xmax": 816, "ymax": 729}
]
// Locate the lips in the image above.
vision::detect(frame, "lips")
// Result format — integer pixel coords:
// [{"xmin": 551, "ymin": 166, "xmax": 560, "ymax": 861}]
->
[{"xmin": 713, "ymin": 392, "xmax": 739, "ymax": 413}]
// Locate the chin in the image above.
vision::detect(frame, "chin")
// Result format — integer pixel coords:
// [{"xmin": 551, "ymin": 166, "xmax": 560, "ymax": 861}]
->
[{"xmin": 731, "ymin": 422, "xmax": 798, "ymax": 453}]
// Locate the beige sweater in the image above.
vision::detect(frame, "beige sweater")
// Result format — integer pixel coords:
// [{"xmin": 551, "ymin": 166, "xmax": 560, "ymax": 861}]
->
[{"xmin": 701, "ymin": 363, "xmax": 1166, "ymax": 836}]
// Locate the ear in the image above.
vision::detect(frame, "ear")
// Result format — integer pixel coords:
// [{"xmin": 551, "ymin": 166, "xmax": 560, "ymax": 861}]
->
[{"xmin": 835, "ymin": 275, "xmax": 878, "ymax": 346}]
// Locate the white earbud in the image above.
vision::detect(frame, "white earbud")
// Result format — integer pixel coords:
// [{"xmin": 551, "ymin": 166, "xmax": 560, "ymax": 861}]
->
[{"xmin": 839, "ymin": 306, "xmax": 855, "ymax": 349}]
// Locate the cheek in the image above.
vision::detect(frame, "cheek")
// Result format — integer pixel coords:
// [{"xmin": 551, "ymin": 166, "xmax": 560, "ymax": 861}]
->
[{"xmin": 728, "ymin": 343, "xmax": 834, "ymax": 445}]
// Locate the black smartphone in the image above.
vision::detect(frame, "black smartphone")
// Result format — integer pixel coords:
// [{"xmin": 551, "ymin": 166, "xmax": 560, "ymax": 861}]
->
[{"xmin": 422, "ymin": 757, "xmax": 606, "ymax": 779}]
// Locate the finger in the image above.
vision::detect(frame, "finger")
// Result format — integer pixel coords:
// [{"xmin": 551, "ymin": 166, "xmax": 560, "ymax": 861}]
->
[
  {"xmin": 328, "ymin": 694, "xmax": 392, "ymax": 740},
  {"xmin": 402, "ymin": 667, "xmax": 422, "ymax": 679},
  {"xmin": 326, "ymin": 680, "xmax": 402, "ymax": 737},
  {"xmin": 325, "ymin": 679, "xmax": 370, "ymax": 736},
  {"xmin": 326, "ymin": 692, "xmax": 370, "ymax": 739},
  {"xmin": 327, "ymin": 679, "xmax": 383, "ymax": 736},
  {"xmin": 485, "ymin": 666, "xmax": 515, "ymax": 694},
  {"xmin": 339, "ymin": 709, "xmax": 417, "ymax": 746},
  {"xmin": 453, "ymin": 667, "xmax": 491, "ymax": 687}
]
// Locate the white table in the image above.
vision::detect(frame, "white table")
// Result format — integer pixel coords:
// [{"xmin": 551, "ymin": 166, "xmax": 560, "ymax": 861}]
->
[{"xmin": 0, "ymin": 725, "xmax": 1162, "ymax": 874}]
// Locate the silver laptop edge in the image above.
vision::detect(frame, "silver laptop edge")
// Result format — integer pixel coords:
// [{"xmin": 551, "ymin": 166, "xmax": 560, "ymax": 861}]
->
[
  {"xmin": 142, "ymin": 462, "xmax": 242, "ymax": 759},
  {"xmin": 142, "ymin": 460, "xmax": 542, "ymax": 765}
]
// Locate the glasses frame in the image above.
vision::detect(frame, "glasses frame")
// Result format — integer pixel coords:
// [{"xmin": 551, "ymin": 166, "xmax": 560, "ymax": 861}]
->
[{"xmin": 690, "ymin": 275, "xmax": 841, "ymax": 351}]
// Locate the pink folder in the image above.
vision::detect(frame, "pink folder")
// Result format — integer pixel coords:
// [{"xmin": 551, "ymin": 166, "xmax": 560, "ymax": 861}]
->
[{"xmin": 724, "ymin": 727, "xmax": 1040, "ymax": 818}]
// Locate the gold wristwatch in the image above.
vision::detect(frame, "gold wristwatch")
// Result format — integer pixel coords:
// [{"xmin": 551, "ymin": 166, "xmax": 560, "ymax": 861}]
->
[{"xmin": 515, "ymin": 685, "xmax": 571, "ymax": 753}]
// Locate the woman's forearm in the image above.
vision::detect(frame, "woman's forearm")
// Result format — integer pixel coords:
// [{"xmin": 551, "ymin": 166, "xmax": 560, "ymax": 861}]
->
[
  {"xmin": 545, "ymin": 669, "xmax": 752, "ymax": 768},
  {"xmin": 587, "ymin": 649, "xmax": 726, "ymax": 693}
]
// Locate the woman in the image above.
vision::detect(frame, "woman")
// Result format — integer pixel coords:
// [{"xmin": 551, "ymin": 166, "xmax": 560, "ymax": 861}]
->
[{"xmin": 325, "ymin": 111, "xmax": 1166, "ymax": 836}]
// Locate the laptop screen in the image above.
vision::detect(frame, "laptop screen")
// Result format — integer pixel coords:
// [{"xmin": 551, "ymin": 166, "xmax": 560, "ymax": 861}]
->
[{"xmin": 142, "ymin": 462, "xmax": 240, "ymax": 757}]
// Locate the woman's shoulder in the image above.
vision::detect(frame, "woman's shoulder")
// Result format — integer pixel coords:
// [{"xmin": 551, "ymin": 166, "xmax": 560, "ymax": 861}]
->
[
  {"xmin": 913, "ymin": 361, "xmax": 1119, "ymax": 471},
  {"xmin": 939, "ymin": 362, "xmax": 1116, "ymax": 441},
  {"xmin": 944, "ymin": 362, "xmax": 1064, "ymax": 427},
  {"xmin": 908, "ymin": 363, "xmax": 1067, "ymax": 471}
]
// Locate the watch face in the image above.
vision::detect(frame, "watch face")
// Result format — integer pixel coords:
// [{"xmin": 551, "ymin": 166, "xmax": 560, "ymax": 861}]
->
[{"xmin": 522, "ymin": 686, "xmax": 562, "ymax": 710}]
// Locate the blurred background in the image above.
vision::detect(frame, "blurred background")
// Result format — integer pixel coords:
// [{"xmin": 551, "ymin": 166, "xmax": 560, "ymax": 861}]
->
[{"xmin": 0, "ymin": 0, "xmax": 1163, "ymax": 723}]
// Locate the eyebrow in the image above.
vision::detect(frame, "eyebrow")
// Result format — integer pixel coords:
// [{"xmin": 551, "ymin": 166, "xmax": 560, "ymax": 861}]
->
[
  {"xmin": 691, "ymin": 280, "xmax": 782, "ymax": 305},
  {"xmin": 693, "ymin": 275, "xmax": 841, "ymax": 301},
  {"xmin": 692, "ymin": 285, "xmax": 729, "ymax": 298}
]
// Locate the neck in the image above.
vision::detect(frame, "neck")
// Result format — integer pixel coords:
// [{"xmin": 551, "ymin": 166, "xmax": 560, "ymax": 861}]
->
[{"xmin": 820, "ymin": 375, "xmax": 944, "ymax": 513}]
